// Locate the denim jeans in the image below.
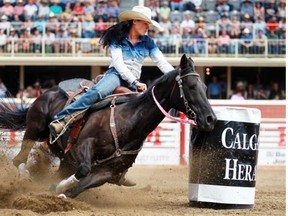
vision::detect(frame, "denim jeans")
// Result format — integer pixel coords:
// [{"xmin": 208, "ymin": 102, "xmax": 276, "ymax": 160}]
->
[{"xmin": 54, "ymin": 68, "xmax": 135, "ymax": 120}]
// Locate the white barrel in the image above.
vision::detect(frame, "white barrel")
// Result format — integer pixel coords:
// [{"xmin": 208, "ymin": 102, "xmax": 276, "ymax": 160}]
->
[{"xmin": 188, "ymin": 107, "xmax": 261, "ymax": 209}]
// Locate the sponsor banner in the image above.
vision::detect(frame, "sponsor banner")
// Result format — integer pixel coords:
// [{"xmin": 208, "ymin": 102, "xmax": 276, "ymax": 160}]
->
[{"xmin": 257, "ymin": 149, "xmax": 286, "ymax": 166}]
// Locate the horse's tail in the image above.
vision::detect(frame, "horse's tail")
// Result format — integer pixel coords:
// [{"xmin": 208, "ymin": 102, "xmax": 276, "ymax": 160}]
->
[{"xmin": 0, "ymin": 97, "xmax": 29, "ymax": 131}]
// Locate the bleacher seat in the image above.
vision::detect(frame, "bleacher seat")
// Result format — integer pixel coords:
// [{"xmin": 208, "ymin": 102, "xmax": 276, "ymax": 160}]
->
[
  {"xmin": 205, "ymin": 0, "xmax": 216, "ymax": 11},
  {"xmin": 204, "ymin": 10, "xmax": 218, "ymax": 23},
  {"xmin": 170, "ymin": 11, "xmax": 183, "ymax": 22},
  {"xmin": 229, "ymin": 0, "xmax": 241, "ymax": 11},
  {"xmin": 182, "ymin": 11, "xmax": 196, "ymax": 20}
]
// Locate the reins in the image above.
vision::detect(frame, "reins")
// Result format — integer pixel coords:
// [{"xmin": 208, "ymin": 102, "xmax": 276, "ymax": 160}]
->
[{"xmin": 151, "ymin": 67, "xmax": 199, "ymax": 126}]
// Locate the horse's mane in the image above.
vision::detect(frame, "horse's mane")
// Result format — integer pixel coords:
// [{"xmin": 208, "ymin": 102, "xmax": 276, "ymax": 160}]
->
[{"xmin": 129, "ymin": 69, "xmax": 177, "ymax": 108}]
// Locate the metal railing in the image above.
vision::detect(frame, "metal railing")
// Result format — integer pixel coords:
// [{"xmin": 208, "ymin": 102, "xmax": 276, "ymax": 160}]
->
[{"xmin": 0, "ymin": 38, "xmax": 285, "ymax": 58}]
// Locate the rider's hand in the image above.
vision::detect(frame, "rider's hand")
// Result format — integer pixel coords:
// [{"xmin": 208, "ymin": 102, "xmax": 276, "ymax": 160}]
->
[{"xmin": 136, "ymin": 82, "xmax": 147, "ymax": 92}]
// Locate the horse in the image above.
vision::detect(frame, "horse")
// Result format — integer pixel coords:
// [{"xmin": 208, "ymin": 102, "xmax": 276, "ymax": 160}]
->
[{"xmin": 0, "ymin": 54, "xmax": 217, "ymax": 198}]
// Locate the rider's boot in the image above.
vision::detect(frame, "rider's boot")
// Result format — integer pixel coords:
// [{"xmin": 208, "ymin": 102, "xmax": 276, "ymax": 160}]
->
[{"xmin": 49, "ymin": 109, "xmax": 88, "ymax": 137}]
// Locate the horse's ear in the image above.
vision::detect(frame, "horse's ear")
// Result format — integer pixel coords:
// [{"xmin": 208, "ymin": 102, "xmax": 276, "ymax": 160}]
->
[{"xmin": 180, "ymin": 54, "xmax": 188, "ymax": 67}]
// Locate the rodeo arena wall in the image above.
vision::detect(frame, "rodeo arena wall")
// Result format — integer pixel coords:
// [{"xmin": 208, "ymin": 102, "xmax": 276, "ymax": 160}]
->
[{"xmin": 0, "ymin": 56, "xmax": 286, "ymax": 168}]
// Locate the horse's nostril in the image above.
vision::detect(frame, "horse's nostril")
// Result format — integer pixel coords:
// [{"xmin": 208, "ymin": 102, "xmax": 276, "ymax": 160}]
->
[{"xmin": 207, "ymin": 115, "xmax": 215, "ymax": 123}]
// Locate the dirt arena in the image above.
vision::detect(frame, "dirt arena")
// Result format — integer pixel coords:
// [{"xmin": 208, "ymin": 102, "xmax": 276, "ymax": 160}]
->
[{"xmin": 0, "ymin": 154, "xmax": 285, "ymax": 216}]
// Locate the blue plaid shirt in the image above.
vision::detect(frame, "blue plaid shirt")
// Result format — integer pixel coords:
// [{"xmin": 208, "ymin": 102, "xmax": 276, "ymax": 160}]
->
[{"xmin": 109, "ymin": 35, "xmax": 174, "ymax": 84}]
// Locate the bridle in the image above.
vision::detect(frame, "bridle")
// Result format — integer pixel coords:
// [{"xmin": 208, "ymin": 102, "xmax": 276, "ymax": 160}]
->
[{"xmin": 151, "ymin": 66, "xmax": 200, "ymax": 126}]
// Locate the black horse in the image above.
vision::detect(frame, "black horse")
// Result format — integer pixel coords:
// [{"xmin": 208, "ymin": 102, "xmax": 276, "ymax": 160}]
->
[{"xmin": 0, "ymin": 55, "xmax": 216, "ymax": 198}]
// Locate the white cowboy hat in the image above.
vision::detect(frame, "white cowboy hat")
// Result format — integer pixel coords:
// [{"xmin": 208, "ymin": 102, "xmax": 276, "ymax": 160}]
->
[{"xmin": 119, "ymin": 6, "xmax": 162, "ymax": 30}]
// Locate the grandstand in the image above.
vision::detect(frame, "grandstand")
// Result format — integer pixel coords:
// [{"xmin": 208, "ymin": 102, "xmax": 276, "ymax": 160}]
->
[{"xmin": 0, "ymin": 0, "xmax": 285, "ymax": 99}]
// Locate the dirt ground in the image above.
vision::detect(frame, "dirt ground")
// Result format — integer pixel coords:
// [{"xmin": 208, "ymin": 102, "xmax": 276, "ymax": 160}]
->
[{"xmin": 0, "ymin": 154, "xmax": 285, "ymax": 216}]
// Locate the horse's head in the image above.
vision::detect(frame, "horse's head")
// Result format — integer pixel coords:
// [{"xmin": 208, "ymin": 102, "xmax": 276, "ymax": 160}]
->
[{"xmin": 172, "ymin": 54, "xmax": 217, "ymax": 131}]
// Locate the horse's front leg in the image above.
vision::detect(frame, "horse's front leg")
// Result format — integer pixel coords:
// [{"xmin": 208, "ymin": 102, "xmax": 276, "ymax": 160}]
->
[
  {"xmin": 59, "ymin": 166, "xmax": 114, "ymax": 198},
  {"xmin": 55, "ymin": 138, "xmax": 95, "ymax": 194}
]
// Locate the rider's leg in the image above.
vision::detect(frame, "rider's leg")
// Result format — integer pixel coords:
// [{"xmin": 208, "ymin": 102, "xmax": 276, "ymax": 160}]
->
[{"xmin": 49, "ymin": 69, "xmax": 122, "ymax": 134}]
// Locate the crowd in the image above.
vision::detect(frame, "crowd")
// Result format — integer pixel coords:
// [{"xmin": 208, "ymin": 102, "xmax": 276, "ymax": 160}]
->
[
  {"xmin": 207, "ymin": 75, "xmax": 285, "ymax": 100},
  {"xmin": 0, "ymin": 0, "xmax": 285, "ymax": 54}
]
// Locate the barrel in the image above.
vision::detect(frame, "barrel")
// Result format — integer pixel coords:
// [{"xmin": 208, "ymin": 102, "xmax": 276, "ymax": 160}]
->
[{"xmin": 188, "ymin": 107, "xmax": 261, "ymax": 209}]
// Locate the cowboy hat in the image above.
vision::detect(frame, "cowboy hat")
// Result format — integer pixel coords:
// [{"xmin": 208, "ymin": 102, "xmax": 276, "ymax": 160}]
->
[{"xmin": 119, "ymin": 6, "xmax": 161, "ymax": 30}]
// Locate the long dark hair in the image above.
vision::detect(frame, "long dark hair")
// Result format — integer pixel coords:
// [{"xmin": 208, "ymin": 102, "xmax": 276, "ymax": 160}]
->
[{"xmin": 99, "ymin": 20, "xmax": 133, "ymax": 47}]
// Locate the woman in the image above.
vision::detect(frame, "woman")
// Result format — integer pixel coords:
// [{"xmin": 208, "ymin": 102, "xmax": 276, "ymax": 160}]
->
[{"xmin": 49, "ymin": 6, "xmax": 174, "ymax": 135}]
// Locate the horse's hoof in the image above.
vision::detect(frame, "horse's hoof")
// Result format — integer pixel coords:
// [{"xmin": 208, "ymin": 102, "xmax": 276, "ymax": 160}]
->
[
  {"xmin": 58, "ymin": 194, "xmax": 67, "ymax": 199},
  {"xmin": 18, "ymin": 163, "xmax": 30, "ymax": 180},
  {"xmin": 121, "ymin": 178, "xmax": 137, "ymax": 187},
  {"xmin": 49, "ymin": 184, "xmax": 57, "ymax": 192}
]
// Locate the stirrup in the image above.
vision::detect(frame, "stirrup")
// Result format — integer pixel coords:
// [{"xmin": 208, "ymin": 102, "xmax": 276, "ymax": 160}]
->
[{"xmin": 49, "ymin": 119, "xmax": 67, "ymax": 144}]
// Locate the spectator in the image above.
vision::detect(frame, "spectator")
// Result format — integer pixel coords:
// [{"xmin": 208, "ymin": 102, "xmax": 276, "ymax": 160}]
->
[
  {"xmin": 82, "ymin": 14, "xmax": 95, "ymax": 38},
  {"xmin": 231, "ymin": 81, "xmax": 245, "ymax": 100},
  {"xmin": 83, "ymin": 0, "xmax": 95, "ymax": 16},
  {"xmin": 38, "ymin": 0, "xmax": 50, "ymax": 20},
  {"xmin": 94, "ymin": 0, "xmax": 108, "ymax": 22},
  {"xmin": 159, "ymin": 1, "xmax": 171, "ymax": 21},
  {"xmin": 11, "ymin": 15, "xmax": 23, "ymax": 36},
  {"xmin": 107, "ymin": 0, "xmax": 119, "ymax": 21},
  {"xmin": 0, "ymin": 29, "xmax": 7, "ymax": 53},
  {"xmin": 68, "ymin": 15, "xmax": 80, "ymax": 35},
  {"xmin": 240, "ymin": 28, "xmax": 253, "ymax": 54},
  {"xmin": 43, "ymin": 28, "xmax": 55, "ymax": 53},
  {"xmin": 240, "ymin": 13, "xmax": 253, "ymax": 33},
  {"xmin": 196, "ymin": 16, "xmax": 206, "ymax": 33},
  {"xmin": 20, "ymin": 28, "xmax": 32, "ymax": 52},
  {"xmin": 46, "ymin": 12, "xmax": 59, "ymax": 33},
  {"xmin": 0, "ymin": 78, "xmax": 7, "ymax": 97},
  {"xmin": 207, "ymin": 31, "xmax": 218, "ymax": 54},
  {"xmin": 267, "ymin": 29, "xmax": 279, "ymax": 54},
  {"xmin": 254, "ymin": 29, "xmax": 267, "ymax": 54},
  {"xmin": 169, "ymin": 26, "xmax": 181, "ymax": 53},
  {"xmin": 276, "ymin": 0, "xmax": 286, "ymax": 20},
  {"xmin": 22, "ymin": 16, "xmax": 34, "ymax": 34},
  {"xmin": 208, "ymin": 75, "xmax": 222, "ymax": 99},
  {"xmin": 230, "ymin": 15, "xmax": 241, "ymax": 38},
  {"xmin": 13, "ymin": 0, "xmax": 25, "ymax": 22},
  {"xmin": 183, "ymin": 0, "xmax": 196, "ymax": 11},
  {"xmin": 6, "ymin": 27, "xmax": 18, "ymax": 53},
  {"xmin": 34, "ymin": 15, "xmax": 47, "ymax": 34},
  {"xmin": 216, "ymin": 13, "xmax": 232, "ymax": 35},
  {"xmin": 72, "ymin": 0, "xmax": 84, "ymax": 18},
  {"xmin": 217, "ymin": 29, "xmax": 231, "ymax": 53},
  {"xmin": 1, "ymin": 0, "xmax": 14, "ymax": 21},
  {"xmin": 256, "ymin": 88, "xmax": 268, "ymax": 99},
  {"xmin": 62, "ymin": 2, "xmax": 73, "ymax": 16},
  {"xmin": 180, "ymin": 11, "xmax": 195, "ymax": 34},
  {"xmin": 254, "ymin": 16, "xmax": 266, "ymax": 35},
  {"xmin": 268, "ymin": 82, "xmax": 284, "ymax": 99},
  {"xmin": 170, "ymin": 0, "xmax": 183, "ymax": 11},
  {"xmin": 31, "ymin": 29, "xmax": 42, "ymax": 52},
  {"xmin": 60, "ymin": 0, "xmax": 76, "ymax": 13},
  {"xmin": 279, "ymin": 29, "xmax": 285, "ymax": 54},
  {"xmin": 278, "ymin": 16, "xmax": 286, "ymax": 33},
  {"xmin": 24, "ymin": 0, "xmax": 38, "ymax": 20},
  {"xmin": 192, "ymin": 27, "xmax": 207, "ymax": 55},
  {"xmin": 33, "ymin": 81, "xmax": 43, "ymax": 97},
  {"xmin": 265, "ymin": 0, "xmax": 277, "ymax": 21},
  {"xmin": 156, "ymin": 29, "xmax": 170, "ymax": 53},
  {"xmin": 216, "ymin": 0, "xmax": 230, "ymax": 18},
  {"xmin": 0, "ymin": 15, "xmax": 11, "ymax": 32},
  {"xmin": 180, "ymin": 27, "xmax": 191, "ymax": 53},
  {"xmin": 159, "ymin": 18, "xmax": 172, "ymax": 35},
  {"xmin": 50, "ymin": 0, "xmax": 63, "ymax": 17},
  {"xmin": 54, "ymin": 27, "xmax": 69, "ymax": 53},
  {"xmin": 94, "ymin": 16, "xmax": 107, "ymax": 37},
  {"xmin": 245, "ymin": 83, "xmax": 256, "ymax": 99},
  {"xmin": 266, "ymin": 16, "xmax": 279, "ymax": 35},
  {"xmin": 253, "ymin": 1, "xmax": 265, "ymax": 21},
  {"xmin": 240, "ymin": 0, "xmax": 254, "ymax": 21}
]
